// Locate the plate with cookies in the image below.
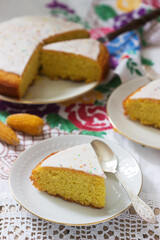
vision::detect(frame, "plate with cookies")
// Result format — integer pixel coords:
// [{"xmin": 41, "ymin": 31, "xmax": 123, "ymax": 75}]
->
[
  {"xmin": 9, "ymin": 135, "xmax": 142, "ymax": 225},
  {"xmin": 107, "ymin": 76, "xmax": 160, "ymax": 149}
]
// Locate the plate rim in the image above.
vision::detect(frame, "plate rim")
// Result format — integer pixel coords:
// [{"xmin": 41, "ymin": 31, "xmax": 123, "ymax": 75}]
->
[
  {"xmin": 106, "ymin": 77, "xmax": 160, "ymax": 150},
  {"xmin": 0, "ymin": 80, "xmax": 98, "ymax": 105},
  {"xmin": 8, "ymin": 135, "xmax": 143, "ymax": 226}
]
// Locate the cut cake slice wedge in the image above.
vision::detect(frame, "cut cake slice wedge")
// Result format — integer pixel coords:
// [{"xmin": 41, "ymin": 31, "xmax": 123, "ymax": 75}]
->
[
  {"xmin": 40, "ymin": 38, "xmax": 109, "ymax": 83},
  {"xmin": 30, "ymin": 143, "xmax": 106, "ymax": 208},
  {"xmin": 123, "ymin": 79, "xmax": 160, "ymax": 129}
]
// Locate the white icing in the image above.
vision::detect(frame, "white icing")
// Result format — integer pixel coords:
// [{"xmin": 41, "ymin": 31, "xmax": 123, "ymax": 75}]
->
[
  {"xmin": 41, "ymin": 143, "xmax": 106, "ymax": 178},
  {"xmin": 43, "ymin": 39, "xmax": 100, "ymax": 60},
  {"xmin": 130, "ymin": 79, "xmax": 160, "ymax": 100},
  {"xmin": 0, "ymin": 16, "xmax": 85, "ymax": 76}
]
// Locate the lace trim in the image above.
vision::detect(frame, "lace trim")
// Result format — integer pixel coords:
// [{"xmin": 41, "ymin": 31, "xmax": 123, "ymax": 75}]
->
[{"xmin": 0, "ymin": 192, "xmax": 160, "ymax": 239}]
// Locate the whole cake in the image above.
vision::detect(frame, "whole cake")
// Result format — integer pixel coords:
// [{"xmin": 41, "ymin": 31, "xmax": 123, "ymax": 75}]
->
[
  {"xmin": 30, "ymin": 143, "xmax": 106, "ymax": 208},
  {"xmin": 41, "ymin": 38, "xmax": 109, "ymax": 83},
  {"xmin": 0, "ymin": 16, "xmax": 89, "ymax": 98},
  {"xmin": 123, "ymin": 79, "xmax": 160, "ymax": 129}
]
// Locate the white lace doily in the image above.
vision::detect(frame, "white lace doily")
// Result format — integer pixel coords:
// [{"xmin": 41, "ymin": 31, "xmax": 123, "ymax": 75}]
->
[{"xmin": 0, "ymin": 190, "xmax": 160, "ymax": 240}]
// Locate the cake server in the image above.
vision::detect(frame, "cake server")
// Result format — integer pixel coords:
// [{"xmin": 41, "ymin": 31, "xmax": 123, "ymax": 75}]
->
[
  {"xmin": 98, "ymin": 8, "xmax": 160, "ymax": 43},
  {"xmin": 91, "ymin": 139, "xmax": 156, "ymax": 224}
]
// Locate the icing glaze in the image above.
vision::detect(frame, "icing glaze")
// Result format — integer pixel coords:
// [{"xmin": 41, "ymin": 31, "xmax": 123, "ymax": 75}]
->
[
  {"xmin": 43, "ymin": 39, "xmax": 100, "ymax": 60},
  {"xmin": 41, "ymin": 143, "xmax": 106, "ymax": 178},
  {"xmin": 0, "ymin": 16, "xmax": 84, "ymax": 76},
  {"xmin": 130, "ymin": 79, "xmax": 160, "ymax": 100}
]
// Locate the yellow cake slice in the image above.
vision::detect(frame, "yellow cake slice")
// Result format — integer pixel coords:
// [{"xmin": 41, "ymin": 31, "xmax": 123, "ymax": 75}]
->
[
  {"xmin": 40, "ymin": 39, "xmax": 109, "ymax": 83},
  {"xmin": 123, "ymin": 79, "xmax": 160, "ymax": 129},
  {"xmin": 0, "ymin": 16, "xmax": 89, "ymax": 98},
  {"xmin": 30, "ymin": 143, "xmax": 106, "ymax": 208}
]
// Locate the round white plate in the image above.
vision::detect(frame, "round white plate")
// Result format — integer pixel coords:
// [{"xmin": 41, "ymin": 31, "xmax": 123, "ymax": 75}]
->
[
  {"xmin": 0, "ymin": 75, "xmax": 98, "ymax": 104},
  {"xmin": 107, "ymin": 76, "xmax": 160, "ymax": 149},
  {"xmin": 9, "ymin": 135, "xmax": 142, "ymax": 226}
]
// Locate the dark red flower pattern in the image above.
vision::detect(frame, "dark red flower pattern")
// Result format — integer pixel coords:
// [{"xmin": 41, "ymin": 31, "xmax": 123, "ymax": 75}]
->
[{"xmin": 65, "ymin": 104, "xmax": 113, "ymax": 131}]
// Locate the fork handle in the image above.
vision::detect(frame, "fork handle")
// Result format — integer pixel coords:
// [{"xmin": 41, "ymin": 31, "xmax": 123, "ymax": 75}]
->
[{"xmin": 114, "ymin": 171, "xmax": 156, "ymax": 224}]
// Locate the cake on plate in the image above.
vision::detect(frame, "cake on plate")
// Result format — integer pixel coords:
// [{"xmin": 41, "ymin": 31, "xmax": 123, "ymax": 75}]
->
[
  {"xmin": 0, "ymin": 16, "xmax": 89, "ymax": 98},
  {"xmin": 40, "ymin": 38, "xmax": 109, "ymax": 83},
  {"xmin": 30, "ymin": 143, "xmax": 106, "ymax": 208},
  {"xmin": 123, "ymin": 79, "xmax": 160, "ymax": 129}
]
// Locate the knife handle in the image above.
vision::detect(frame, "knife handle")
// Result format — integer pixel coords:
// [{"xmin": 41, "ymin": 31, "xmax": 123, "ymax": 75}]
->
[{"xmin": 98, "ymin": 8, "xmax": 160, "ymax": 42}]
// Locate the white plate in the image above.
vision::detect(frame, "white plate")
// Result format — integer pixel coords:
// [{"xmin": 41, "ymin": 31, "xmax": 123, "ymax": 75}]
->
[
  {"xmin": 9, "ymin": 135, "xmax": 142, "ymax": 226},
  {"xmin": 107, "ymin": 76, "xmax": 160, "ymax": 149},
  {"xmin": 0, "ymin": 75, "xmax": 98, "ymax": 104}
]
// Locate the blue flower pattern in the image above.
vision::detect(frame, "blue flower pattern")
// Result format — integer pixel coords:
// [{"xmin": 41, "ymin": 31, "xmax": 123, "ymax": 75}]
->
[{"xmin": 107, "ymin": 31, "xmax": 140, "ymax": 60}]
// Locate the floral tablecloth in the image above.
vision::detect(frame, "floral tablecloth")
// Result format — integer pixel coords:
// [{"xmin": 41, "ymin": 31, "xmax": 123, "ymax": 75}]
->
[{"xmin": 0, "ymin": 0, "xmax": 160, "ymax": 239}]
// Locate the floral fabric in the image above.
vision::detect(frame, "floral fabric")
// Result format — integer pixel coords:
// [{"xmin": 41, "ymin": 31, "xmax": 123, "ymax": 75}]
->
[{"xmin": 0, "ymin": 0, "xmax": 159, "ymax": 135}]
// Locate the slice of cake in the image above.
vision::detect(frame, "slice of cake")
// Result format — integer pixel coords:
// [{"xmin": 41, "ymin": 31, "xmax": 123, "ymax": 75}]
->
[
  {"xmin": 0, "ymin": 16, "xmax": 89, "ymax": 98},
  {"xmin": 40, "ymin": 39, "xmax": 109, "ymax": 83},
  {"xmin": 30, "ymin": 143, "xmax": 106, "ymax": 208},
  {"xmin": 123, "ymin": 79, "xmax": 160, "ymax": 129}
]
